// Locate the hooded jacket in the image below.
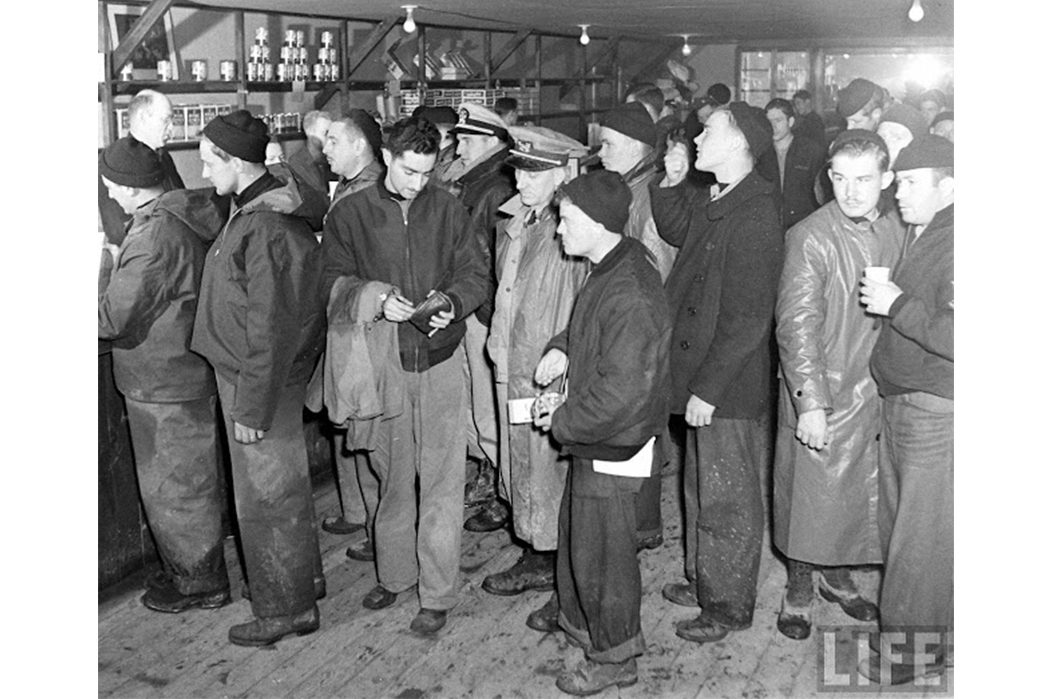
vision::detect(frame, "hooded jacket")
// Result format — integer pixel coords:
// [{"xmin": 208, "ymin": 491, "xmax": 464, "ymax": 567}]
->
[
  {"xmin": 99, "ymin": 188, "xmax": 225, "ymax": 402},
  {"xmin": 321, "ymin": 180, "xmax": 489, "ymax": 373},
  {"xmin": 191, "ymin": 174, "xmax": 326, "ymax": 430}
]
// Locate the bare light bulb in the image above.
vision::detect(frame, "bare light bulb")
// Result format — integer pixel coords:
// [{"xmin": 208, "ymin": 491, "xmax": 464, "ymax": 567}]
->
[
  {"xmin": 403, "ymin": 5, "xmax": 417, "ymax": 33},
  {"xmin": 681, "ymin": 35, "xmax": 692, "ymax": 56},
  {"xmin": 908, "ymin": 0, "xmax": 924, "ymax": 22},
  {"xmin": 579, "ymin": 25, "xmax": 590, "ymax": 46}
]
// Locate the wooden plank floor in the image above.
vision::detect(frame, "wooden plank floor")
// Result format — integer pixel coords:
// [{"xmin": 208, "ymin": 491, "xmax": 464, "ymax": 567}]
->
[{"xmin": 98, "ymin": 467, "xmax": 953, "ymax": 698}]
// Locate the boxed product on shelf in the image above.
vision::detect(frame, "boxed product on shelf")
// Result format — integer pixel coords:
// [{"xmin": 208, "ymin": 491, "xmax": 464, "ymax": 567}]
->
[
  {"xmin": 171, "ymin": 108, "xmax": 186, "ymax": 141},
  {"xmin": 183, "ymin": 106, "xmax": 203, "ymax": 141}
]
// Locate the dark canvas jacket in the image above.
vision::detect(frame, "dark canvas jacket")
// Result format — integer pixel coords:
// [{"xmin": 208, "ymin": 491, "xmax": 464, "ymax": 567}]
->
[
  {"xmin": 871, "ymin": 205, "xmax": 954, "ymax": 399},
  {"xmin": 191, "ymin": 174, "xmax": 326, "ymax": 430},
  {"xmin": 758, "ymin": 134, "xmax": 827, "ymax": 229},
  {"xmin": 651, "ymin": 170, "xmax": 784, "ymax": 417},
  {"xmin": 547, "ymin": 237, "xmax": 671, "ymax": 461},
  {"xmin": 99, "ymin": 142, "xmax": 184, "ymax": 245},
  {"xmin": 456, "ymin": 147, "xmax": 514, "ymax": 325},
  {"xmin": 99, "ymin": 188, "xmax": 224, "ymax": 402},
  {"xmin": 321, "ymin": 180, "xmax": 489, "ymax": 373}
]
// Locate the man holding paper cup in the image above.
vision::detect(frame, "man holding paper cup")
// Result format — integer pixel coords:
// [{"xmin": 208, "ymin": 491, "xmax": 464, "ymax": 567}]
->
[
  {"xmin": 773, "ymin": 130, "xmax": 904, "ymax": 641},
  {"xmin": 528, "ymin": 170, "xmax": 671, "ymax": 696}
]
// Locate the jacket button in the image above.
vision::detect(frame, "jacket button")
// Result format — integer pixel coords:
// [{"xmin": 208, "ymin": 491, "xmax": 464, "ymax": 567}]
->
[
  {"xmin": 680, "ymin": 340, "xmax": 690, "ymax": 350},
  {"xmin": 795, "ymin": 389, "xmax": 803, "ymax": 397},
  {"xmin": 688, "ymin": 306, "xmax": 697, "ymax": 315},
  {"xmin": 705, "ymin": 242, "xmax": 715, "ymax": 251},
  {"xmin": 876, "ymin": 433, "xmax": 881, "ymax": 441}
]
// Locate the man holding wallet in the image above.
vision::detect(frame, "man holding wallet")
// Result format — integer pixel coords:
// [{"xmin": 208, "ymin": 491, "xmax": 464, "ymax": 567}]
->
[
  {"xmin": 530, "ymin": 170, "xmax": 671, "ymax": 696},
  {"xmin": 321, "ymin": 116, "xmax": 489, "ymax": 636}
]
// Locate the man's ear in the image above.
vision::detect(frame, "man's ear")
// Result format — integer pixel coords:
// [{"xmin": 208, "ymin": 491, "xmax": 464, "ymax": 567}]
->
[
  {"xmin": 381, "ymin": 148, "xmax": 392, "ymax": 169},
  {"xmin": 937, "ymin": 174, "xmax": 954, "ymax": 199},
  {"xmin": 880, "ymin": 170, "xmax": 895, "ymax": 190}
]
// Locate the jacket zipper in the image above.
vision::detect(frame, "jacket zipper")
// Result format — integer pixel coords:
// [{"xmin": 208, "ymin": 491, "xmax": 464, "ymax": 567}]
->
[{"xmin": 400, "ymin": 201, "xmax": 422, "ymax": 370}]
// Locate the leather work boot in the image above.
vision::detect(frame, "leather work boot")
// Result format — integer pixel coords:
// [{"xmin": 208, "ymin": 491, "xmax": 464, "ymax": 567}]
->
[
  {"xmin": 525, "ymin": 594, "xmax": 559, "ymax": 632},
  {"xmin": 777, "ymin": 560, "xmax": 815, "ymax": 640},
  {"xmin": 819, "ymin": 568, "xmax": 879, "ymax": 622},
  {"xmin": 409, "ymin": 608, "xmax": 448, "ymax": 636},
  {"xmin": 661, "ymin": 580, "xmax": 700, "ymax": 607},
  {"xmin": 141, "ymin": 572, "xmax": 230, "ymax": 614},
  {"xmin": 555, "ymin": 657, "xmax": 638, "ymax": 696},
  {"xmin": 464, "ymin": 499, "xmax": 509, "ymax": 533},
  {"xmin": 464, "ymin": 458, "xmax": 497, "ymax": 507},
  {"xmin": 346, "ymin": 538, "xmax": 375, "ymax": 562},
  {"xmin": 241, "ymin": 576, "xmax": 326, "ymax": 603},
  {"xmin": 228, "ymin": 605, "xmax": 320, "ymax": 647},
  {"xmin": 320, "ymin": 516, "xmax": 365, "ymax": 535},
  {"xmin": 482, "ymin": 548, "xmax": 555, "ymax": 596}
]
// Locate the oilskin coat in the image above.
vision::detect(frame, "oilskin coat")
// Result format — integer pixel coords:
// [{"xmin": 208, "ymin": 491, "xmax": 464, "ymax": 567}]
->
[
  {"xmin": 486, "ymin": 197, "xmax": 587, "ymax": 550},
  {"xmin": 773, "ymin": 201, "xmax": 904, "ymax": 565},
  {"xmin": 191, "ymin": 175, "xmax": 326, "ymax": 431},
  {"xmin": 99, "ymin": 188, "xmax": 225, "ymax": 402}
]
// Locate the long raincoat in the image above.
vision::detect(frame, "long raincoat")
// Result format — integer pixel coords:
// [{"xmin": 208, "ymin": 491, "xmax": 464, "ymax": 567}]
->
[{"xmin": 773, "ymin": 200, "xmax": 903, "ymax": 565}]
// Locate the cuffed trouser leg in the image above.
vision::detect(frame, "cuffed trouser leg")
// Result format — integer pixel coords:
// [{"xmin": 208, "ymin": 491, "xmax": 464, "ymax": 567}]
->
[
  {"xmin": 557, "ymin": 458, "xmax": 646, "ymax": 663},
  {"xmin": 372, "ymin": 347, "xmax": 467, "ymax": 610},
  {"xmin": 126, "ymin": 395, "xmax": 228, "ymax": 595},
  {"xmin": 879, "ymin": 392, "xmax": 953, "ymax": 635},
  {"xmin": 216, "ymin": 377, "xmax": 317, "ymax": 619},
  {"xmin": 335, "ymin": 433, "xmax": 379, "ymax": 529},
  {"xmin": 692, "ymin": 417, "xmax": 765, "ymax": 628}
]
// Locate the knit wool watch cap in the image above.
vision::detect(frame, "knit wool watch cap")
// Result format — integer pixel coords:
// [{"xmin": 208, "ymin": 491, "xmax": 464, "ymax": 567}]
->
[
  {"xmin": 892, "ymin": 134, "xmax": 954, "ymax": 172},
  {"xmin": 558, "ymin": 170, "xmax": 632, "ymax": 234},
  {"xmin": 725, "ymin": 101, "xmax": 773, "ymax": 157},
  {"xmin": 344, "ymin": 108, "xmax": 384, "ymax": 156},
  {"xmin": 413, "ymin": 105, "xmax": 458, "ymax": 127},
  {"xmin": 600, "ymin": 102, "xmax": 657, "ymax": 147},
  {"xmin": 202, "ymin": 109, "xmax": 269, "ymax": 163},
  {"xmin": 880, "ymin": 103, "xmax": 928, "ymax": 138},
  {"xmin": 837, "ymin": 78, "xmax": 879, "ymax": 117},
  {"xmin": 707, "ymin": 83, "xmax": 732, "ymax": 106},
  {"xmin": 99, "ymin": 136, "xmax": 164, "ymax": 188}
]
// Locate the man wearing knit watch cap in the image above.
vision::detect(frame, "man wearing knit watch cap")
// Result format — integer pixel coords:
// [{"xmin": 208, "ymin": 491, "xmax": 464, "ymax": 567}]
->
[
  {"xmin": 652, "ymin": 100, "xmax": 783, "ymax": 644},
  {"xmin": 877, "ymin": 103, "xmax": 928, "ymax": 168},
  {"xmin": 837, "ymin": 77, "xmax": 886, "ymax": 131},
  {"xmin": 192, "ymin": 109, "xmax": 328, "ymax": 647},
  {"xmin": 530, "ymin": 169, "xmax": 671, "ymax": 695},
  {"xmin": 99, "ymin": 136, "xmax": 230, "ymax": 616},
  {"xmin": 858, "ymin": 134, "xmax": 953, "ymax": 685}
]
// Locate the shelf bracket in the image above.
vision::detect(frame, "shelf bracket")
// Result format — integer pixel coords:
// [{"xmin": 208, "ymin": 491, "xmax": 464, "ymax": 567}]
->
[
  {"xmin": 346, "ymin": 17, "xmax": 398, "ymax": 79},
  {"xmin": 314, "ymin": 85, "xmax": 341, "ymax": 111},
  {"xmin": 488, "ymin": 29, "xmax": 532, "ymax": 76},
  {"xmin": 110, "ymin": 0, "xmax": 176, "ymax": 77},
  {"xmin": 587, "ymin": 36, "xmax": 621, "ymax": 71},
  {"xmin": 628, "ymin": 44, "xmax": 678, "ymax": 85}
]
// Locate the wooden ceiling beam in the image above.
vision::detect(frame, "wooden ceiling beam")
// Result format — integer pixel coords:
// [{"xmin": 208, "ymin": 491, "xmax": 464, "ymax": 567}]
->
[
  {"xmin": 488, "ymin": 29, "xmax": 532, "ymax": 76},
  {"xmin": 111, "ymin": 0, "xmax": 176, "ymax": 76},
  {"xmin": 346, "ymin": 17, "xmax": 398, "ymax": 79}
]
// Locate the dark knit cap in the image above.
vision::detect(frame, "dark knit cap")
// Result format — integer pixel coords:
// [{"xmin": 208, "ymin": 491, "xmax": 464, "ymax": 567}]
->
[
  {"xmin": 880, "ymin": 103, "xmax": 928, "ymax": 138},
  {"xmin": 99, "ymin": 136, "xmax": 164, "ymax": 188},
  {"xmin": 893, "ymin": 135, "xmax": 953, "ymax": 171},
  {"xmin": 726, "ymin": 101, "xmax": 773, "ymax": 157},
  {"xmin": 202, "ymin": 109, "xmax": 269, "ymax": 163},
  {"xmin": 413, "ymin": 105, "xmax": 458, "ymax": 127},
  {"xmin": 600, "ymin": 102, "xmax": 657, "ymax": 148},
  {"xmin": 837, "ymin": 78, "xmax": 879, "ymax": 117},
  {"xmin": 930, "ymin": 111, "xmax": 954, "ymax": 128},
  {"xmin": 345, "ymin": 108, "xmax": 384, "ymax": 156},
  {"xmin": 558, "ymin": 170, "xmax": 632, "ymax": 234},
  {"xmin": 707, "ymin": 83, "xmax": 732, "ymax": 106}
]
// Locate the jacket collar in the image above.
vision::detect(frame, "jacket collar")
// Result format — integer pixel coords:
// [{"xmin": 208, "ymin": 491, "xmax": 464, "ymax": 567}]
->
[
  {"xmin": 589, "ymin": 235, "xmax": 638, "ymax": 277},
  {"xmin": 706, "ymin": 169, "xmax": 775, "ymax": 221},
  {"xmin": 500, "ymin": 194, "xmax": 554, "ymax": 240},
  {"xmin": 457, "ymin": 146, "xmax": 510, "ymax": 186},
  {"xmin": 231, "ymin": 171, "xmax": 304, "ymax": 216},
  {"xmin": 621, "ymin": 151, "xmax": 659, "ymax": 186}
]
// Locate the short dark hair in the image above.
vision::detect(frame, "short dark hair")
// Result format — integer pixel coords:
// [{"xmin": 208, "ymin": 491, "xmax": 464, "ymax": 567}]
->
[
  {"xmin": 828, "ymin": 131, "xmax": 890, "ymax": 173},
  {"xmin": 493, "ymin": 97, "xmax": 518, "ymax": 117},
  {"xmin": 626, "ymin": 84, "xmax": 665, "ymax": 117},
  {"xmin": 765, "ymin": 98, "xmax": 794, "ymax": 120},
  {"xmin": 383, "ymin": 116, "xmax": 440, "ymax": 158},
  {"xmin": 793, "ymin": 89, "xmax": 812, "ymax": 101}
]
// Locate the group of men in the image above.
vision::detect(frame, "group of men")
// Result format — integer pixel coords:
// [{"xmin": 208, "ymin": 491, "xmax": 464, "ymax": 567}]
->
[{"xmin": 99, "ymin": 74, "xmax": 952, "ymax": 693}]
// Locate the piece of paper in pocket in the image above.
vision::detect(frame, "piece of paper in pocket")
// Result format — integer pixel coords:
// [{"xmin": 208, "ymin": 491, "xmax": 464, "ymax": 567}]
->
[{"xmin": 592, "ymin": 438, "xmax": 656, "ymax": 478}]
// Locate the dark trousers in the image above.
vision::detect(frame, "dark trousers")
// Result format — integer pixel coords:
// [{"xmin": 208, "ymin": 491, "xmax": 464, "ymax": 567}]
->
[
  {"xmin": 635, "ymin": 433, "xmax": 666, "ymax": 541},
  {"xmin": 879, "ymin": 392, "xmax": 953, "ymax": 632},
  {"xmin": 683, "ymin": 417, "xmax": 764, "ymax": 628},
  {"xmin": 557, "ymin": 457, "xmax": 646, "ymax": 664},
  {"xmin": 215, "ymin": 376, "xmax": 319, "ymax": 619},
  {"xmin": 125, "ymin": 395, "xmax": 228, "ymax": 595}
]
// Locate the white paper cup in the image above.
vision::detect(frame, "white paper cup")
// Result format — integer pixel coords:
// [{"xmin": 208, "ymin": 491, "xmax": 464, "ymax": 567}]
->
[{"xmin": 864, "ymin": 266, "xmax": 890, "ymax": 283}]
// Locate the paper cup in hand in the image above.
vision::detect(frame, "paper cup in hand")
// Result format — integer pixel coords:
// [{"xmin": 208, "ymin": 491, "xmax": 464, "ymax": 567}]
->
[{"xmin": 864, "ymin": 266, "xmax": 890, "ymax": 283}]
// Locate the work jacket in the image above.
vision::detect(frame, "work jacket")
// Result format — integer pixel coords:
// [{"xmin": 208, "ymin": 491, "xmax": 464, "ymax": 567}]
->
[
  {"xmin": 622, "ymin": 152, "xmax": 677, "ymax": 282},
  {"xmin": 773, "ymin": 201, "xmax": 904, "ymax": 565},
  {"xmin": 191, "ymin": 174, "xmax": 325, "ymax": 431},
  {"xmin": 650, "ymin": 171, "xmax": 784, "ymax": 417},
  {"xmin": 321, "ymin": 180, "xmax": 489, "ymax": 373},
  {"xmin": 759, "ymin": 133, "xmax": 827, "ymax": 229},
  {"xmin": 547, "ymin": 237, "xmax": 671, "ymax": 461},
  {"xmin": 99, "ymin": 188, "xmax": 224, "ymax": 402}
]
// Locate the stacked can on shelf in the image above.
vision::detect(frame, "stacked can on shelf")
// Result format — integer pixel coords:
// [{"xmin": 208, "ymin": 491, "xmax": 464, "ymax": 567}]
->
[
  {"xmin": 260, "ymin": 112, "xmax": 303, "ymax": 134},
  {"xmin": 314, "ymin": 30, "xmax": 339, "ymax": 82},
  {"xmin": 247, "ymin": 27, "xmax": 274, "ymax": 82},
  {"xmin": 276, "ymin": 29, "xmax": 311, "ymax": 82}
]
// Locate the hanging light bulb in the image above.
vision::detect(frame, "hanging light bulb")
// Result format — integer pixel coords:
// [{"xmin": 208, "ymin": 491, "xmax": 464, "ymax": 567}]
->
[
  {"xmin": 402, "ymin": 5, "xmax": 418, "ymax": 34},
  {"xmin": 908, "ymin": 0, "xmax": 925, "ymax": 22},
  {"xmin": 681, "ymin": 35, "xmax": 692, "ymax": 57},
  {"xmin": 578, "ymin": 24, "xmax": 590, "ymax": 46}
]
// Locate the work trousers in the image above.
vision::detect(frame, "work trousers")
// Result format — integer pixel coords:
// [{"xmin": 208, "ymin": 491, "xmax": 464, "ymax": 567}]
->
[
  {"xmin": 557, "ymin": 458, "xmax": 646, "ymax": 664},
  {"xmin": 125, "ymin": 394, "xmax": 228, "ymax": 595},
  {"xmin": 683, "ymin": 417, "xmax": 765, "ymax": 628},
  {"xmin": 879, "ymin": 392, "xmax": 953, "ymax": 632},
  {"xmin": 462, "ymin": 315, "xmax": 499, "ymax": 465},
  {"xmin": 635, "ymin": 434, "xmax": 666, "ymax": 542},
  {"xmin": 334, "ymin": 434, "xmax": 380, "ymax": 535},
  {"xmin": 371, "ymin": 347, "xmax": 467, "ymax": 610},
  {"xmin": 215, "ymin": 376, "xmax": 319, "ymax": 619}
]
